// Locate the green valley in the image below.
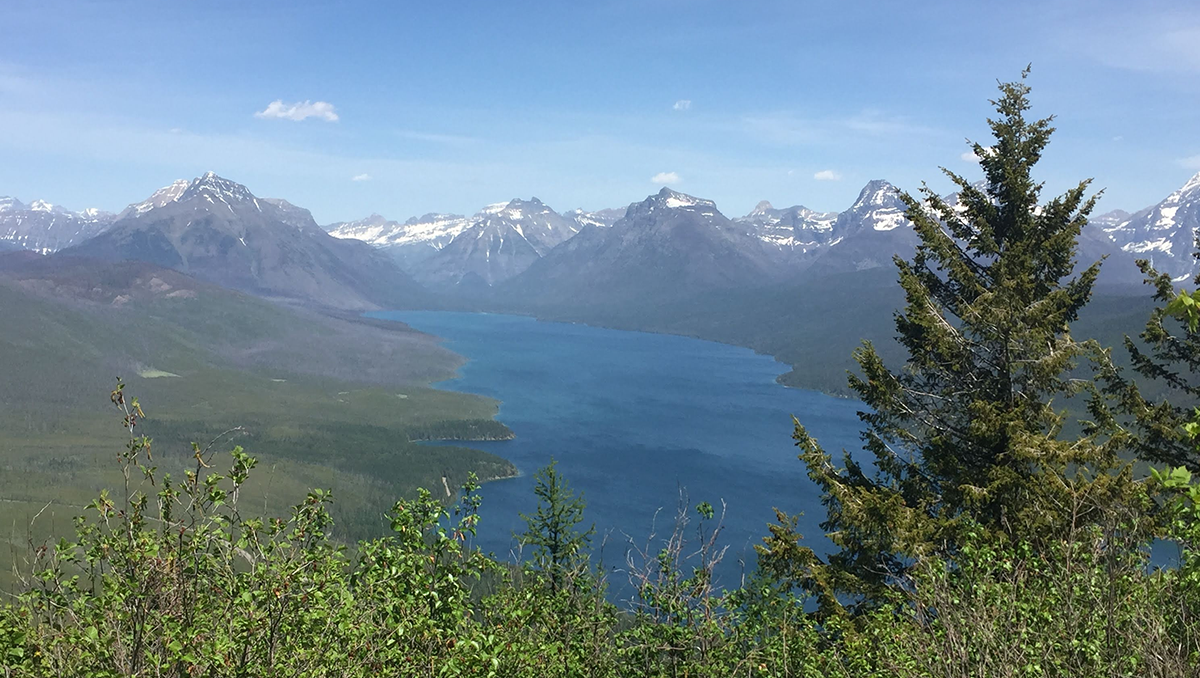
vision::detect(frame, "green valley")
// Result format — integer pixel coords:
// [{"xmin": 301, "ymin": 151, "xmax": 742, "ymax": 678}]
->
[{"xmin": 0, "ymin": 257, "xmax": 515, "ymax": 590}]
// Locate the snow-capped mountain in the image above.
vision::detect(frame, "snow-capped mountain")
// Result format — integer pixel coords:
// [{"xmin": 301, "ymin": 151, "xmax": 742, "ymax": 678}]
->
[
  {"xmin": 1098, "ymin": 172, "xmax": 1200, "ymax": 281},
  {"xmin": 412, "ymin": 198, "xmax": 580, "ymax": 288},
  {"xmin": 62, "ymin": 172, "xmax": 425, "ymax": 309},
  {"xmin": 566, "ymin": 207, "xmax": 624, "ymax": 229},
  {"xmin": 503, "ymin": 188, "xmax": 785, "ymax": 305},
  {"xmin": 1089, "ymin": 209, "xmax": 1132, "ymax": 231},
  {"xmin": 329, "ymin": 198, "xmax": 580, "ymax": 288},
  {"xmin": 805, "ymin": 180, "xmax": 918, "ymax": 275},
  {"xmin": 736, "ymin": 200, "xmax": 839, "ymax": 255},
  {"xmin": 327, "ymin": 212, "xmax": 472, "ymax": 268},
  {"xmin": 0, "ymin": 195, "xmax": 115, "ymax": 253},
  {"xmin": 115, "ymin": 179, "xmax": 191, "ymax": 220},
  {"xmin": 836, "ymin": 179, "xmax": 911, "ymax": 234}
]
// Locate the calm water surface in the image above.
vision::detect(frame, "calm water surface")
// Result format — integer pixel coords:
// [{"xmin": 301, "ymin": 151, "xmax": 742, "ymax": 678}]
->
[{"xmin": 373, "ymin": 311, "xmax": 865, "ymax": 593}]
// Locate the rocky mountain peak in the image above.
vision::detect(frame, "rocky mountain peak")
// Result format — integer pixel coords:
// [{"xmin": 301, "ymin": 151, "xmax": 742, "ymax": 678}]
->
[
  {"xmin": 641, "ymin": 187, "xmax": 717, "ymax": 212},
  {"xmin": 179, "ymin": 172, "xmax": 257, "ymax": 206},
  {"xmin": 1178, "ymin": 170, "xmax": 1200, "ymax": 197},
  {"xmin": 851, "ymin": 180, "xmax": 902, "ymax": 210},
  {"xmin": 836, "ymin": 180, "xmax": 909, "ymax": 233},
  {"xmin": 118, "ymin": 179, "xmax": 191, "ymax": 219}
]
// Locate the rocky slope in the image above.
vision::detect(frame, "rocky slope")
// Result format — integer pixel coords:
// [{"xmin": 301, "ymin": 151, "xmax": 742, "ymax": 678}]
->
[{"xmin": 62, "ymin": 173, "xmax": 425, "ymax": 309}]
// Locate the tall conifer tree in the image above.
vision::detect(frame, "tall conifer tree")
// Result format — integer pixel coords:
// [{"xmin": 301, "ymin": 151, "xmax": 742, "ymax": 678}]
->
[
  {"xmin": 785, "ymin": 70, "xmax": 1134, "ymax": 613},
  {"xmin": 519, "ymin": 459, "xmax": 595, "ymax": 594}
]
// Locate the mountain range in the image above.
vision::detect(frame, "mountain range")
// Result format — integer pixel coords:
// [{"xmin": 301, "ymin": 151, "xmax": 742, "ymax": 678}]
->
[
  {"xmin": 327, "ymin": 201, "xmax": 618, "ymax": 287},
  {"xmin": 411, "ymin": 198, "xmax": 581, "ymax": 289},
  {"xmin": 503, "ymin": 188, "xmax": 786, "ymax": 306},
  {"xmin": 0, "ymin": 197, "xmax": 115, "ymax": 253},
  {"xmin": 6, "ymin": 170, "xmax": 1200, "ymax": 315},
  {"xmin": 322, "ymin": 173, "xmax": 1196, "ymax": 296}
]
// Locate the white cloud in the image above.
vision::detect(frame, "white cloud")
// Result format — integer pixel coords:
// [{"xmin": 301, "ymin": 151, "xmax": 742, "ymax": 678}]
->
[
  {"xmin": 673, "ymin": 99, "xmax": 692, "ymax": 111},
  {"xmin": 813, "ymin": 169, "xmax": 842, "ymax": 181},
  {"xmin": 351, "ymin": 173, "xmax": 372, "ymax": 182},
  {"xmin": 1180, "ymin": 155, "xmax": 1200, "ymax": 170},
  {"xmin": 651, "ymin": 171, "xmax": 681, "ymax": 185},
  {"xmin": 255, "ymin": 100, "xmax": 339, "ymax": 122}
]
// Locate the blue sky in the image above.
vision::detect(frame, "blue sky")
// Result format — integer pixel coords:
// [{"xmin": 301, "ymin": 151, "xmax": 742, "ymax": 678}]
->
[{"xmin": 2, "ymin": 0, "xmax": 1199, "ymax": 224}]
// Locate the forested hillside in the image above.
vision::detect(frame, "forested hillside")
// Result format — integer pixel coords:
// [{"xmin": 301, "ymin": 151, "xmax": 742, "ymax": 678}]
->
[{"xmin": 0, "ymin": 254, "xmax": 516, "ymax": 590}]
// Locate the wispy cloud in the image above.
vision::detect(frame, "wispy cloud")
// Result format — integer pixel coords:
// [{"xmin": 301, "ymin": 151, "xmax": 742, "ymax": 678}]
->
[
  {"xmin": 1180, "ymin": 154, "xmax": 1200, "ymax": 170},
  {"xmin": 742, "ymin": 110, "xmax": 937, "ymax": 147},
  {"xmin": 395, "ymin": 129, "xmax": 477, "ymax": 145},
  {"xmin": 813, "ymin": 169, "xmax": 842, "ymax": 181},
  {"xmin": 255, "ymin": 100, "xmax": 339, "ymax": 122},
  {"xmin": 351, "ymin": 173, "xmax": 372, "ymax": 182},
  {"xmin": 673, "ymin": 99, "xmax": 692, "ymax": 111},
  {"xmin": 1068, "ymin": 9, "xmax": 1200, "ymax": 73},
  {"xmin": 961, "ymin": 150, "xmax": 981, "ymax": 163},
  {"xmin": 651, "ymin": 171, "xmax": 681, "ymax": 185}
]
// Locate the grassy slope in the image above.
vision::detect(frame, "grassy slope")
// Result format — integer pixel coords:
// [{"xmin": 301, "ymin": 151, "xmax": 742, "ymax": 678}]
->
[{"xmin": 0, "ymin": 262, "xmax": 516, "ymax": 590}]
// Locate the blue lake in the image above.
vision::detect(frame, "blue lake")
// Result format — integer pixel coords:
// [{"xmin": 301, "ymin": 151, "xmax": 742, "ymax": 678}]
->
[{"xmin": 373, "ymin": 311, "xmax": 865, "ymax": 593}]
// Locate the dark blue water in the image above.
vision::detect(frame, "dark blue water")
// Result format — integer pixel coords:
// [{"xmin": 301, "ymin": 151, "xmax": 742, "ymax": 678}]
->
[{"xmin": 372, "ymin": 311, "xmax": 864, "ymax": 594}]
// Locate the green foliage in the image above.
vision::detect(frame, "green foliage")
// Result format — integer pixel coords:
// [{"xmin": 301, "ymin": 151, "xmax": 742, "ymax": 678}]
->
[
  {"xmin": 1102, "ymin": 264, "xmax": 1200, "ymax": 472},
  {"xmin": 784, "ymin": 71, "xmax": 1139, "ymax": 615},
  {"xmin": 517, "ymin": 459, "xmax": 594, "ymax": 595},
  {"xmin": 5, "ymin": 379, "xmax": 1200, "ymax": 676}
]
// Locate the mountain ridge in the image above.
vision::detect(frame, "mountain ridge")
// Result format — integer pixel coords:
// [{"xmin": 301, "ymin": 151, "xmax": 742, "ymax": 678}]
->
[{"xmin": 59, "ymin": 172, "xmax": 427, "ymax": 310}]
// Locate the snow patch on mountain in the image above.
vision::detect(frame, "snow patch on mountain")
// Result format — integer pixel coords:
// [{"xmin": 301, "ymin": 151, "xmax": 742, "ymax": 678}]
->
[
  {"xmin": 119, "ymin": 179, "xmax": 191, "ymax": 218},
  {"xmin": 566, "ymin": 207, "xmax": 623, "ymax": 229}
]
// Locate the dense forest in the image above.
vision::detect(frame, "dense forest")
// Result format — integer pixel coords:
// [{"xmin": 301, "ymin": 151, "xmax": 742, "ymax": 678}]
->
[{"xmin": 3, "ymin": 75, "xmax": 1200, "ymax": 677}]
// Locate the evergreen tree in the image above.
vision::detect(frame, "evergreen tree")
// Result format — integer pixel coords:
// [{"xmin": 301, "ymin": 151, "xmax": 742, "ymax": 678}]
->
[
  {"xmin": 781, "ymin": 70, "xmax": 1135, "ymax": 614},
  {"xmin": 1102, "ymin": 255, "xmax": 1200, "ymax": 472},
  {"xmin": 519, "ymin": 459, "xmax": 595, "ymax": 593}
]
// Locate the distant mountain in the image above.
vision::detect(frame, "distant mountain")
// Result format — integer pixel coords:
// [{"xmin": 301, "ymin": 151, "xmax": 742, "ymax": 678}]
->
[
  {"xmin": 0, "ymin": 195, "xmax": 115, "ymax": 253},
  {"xmin": 503, "ymin": 188, "xmax": 784, "ymax": 306},
  {"xmin": 327, "ymin": 212, "xmax": 472, "ymax": 269},
  {"xmin": 1090, "ymin": 209, "xmax": 1132, "ymax": 231},
  {"xmin": 736, "ymin": 200, "xmax": 839, "ymax": 263},
  {"xmin": 62, "ymin": 172, "xmax": 426, "ymax": 310},
  {"xmin": 566, "ymin": 207, "xmax": 624, "ymax": 229},
  {"xmin": 804, "ymin": 179, "xmax": 918, "ymax": 276},
  {"xmin": 413, "ymin": 198, "xmax": 580, "ymax": 289},
  {"xmin": 1097, "ymin": 172, "xmax": 1200, "ymax": 281}
]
